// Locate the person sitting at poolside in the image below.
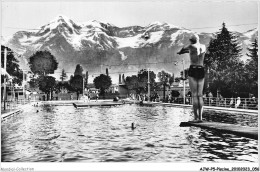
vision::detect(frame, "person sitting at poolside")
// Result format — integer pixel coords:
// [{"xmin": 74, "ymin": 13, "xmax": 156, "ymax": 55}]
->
[{"xmin": 177, "ymin": 34, "xmax": 206, "ymax": 122}]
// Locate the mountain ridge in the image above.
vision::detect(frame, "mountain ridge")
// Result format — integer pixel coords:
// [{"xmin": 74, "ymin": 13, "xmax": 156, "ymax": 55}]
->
[{"xmin": 4, "ymin": 15, "xmax": 258, "ymax": 83}]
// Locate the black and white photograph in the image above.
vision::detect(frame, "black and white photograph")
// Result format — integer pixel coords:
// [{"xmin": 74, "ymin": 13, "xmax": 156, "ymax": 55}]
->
[{"xmin": 1, "ymin": 0, "xmax": 259, "ymax": 171}]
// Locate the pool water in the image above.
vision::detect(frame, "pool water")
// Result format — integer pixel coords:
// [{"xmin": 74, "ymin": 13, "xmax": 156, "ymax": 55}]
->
[{"xmin": 1, "ymin": 104, "xmax": 258, "ymax": 162}]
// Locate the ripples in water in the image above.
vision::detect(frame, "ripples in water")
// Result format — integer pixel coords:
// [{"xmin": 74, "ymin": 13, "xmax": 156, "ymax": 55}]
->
[
  {"xmin": 203, "ymin": 110, "xmax": 258, "ymax": 127},
  {"xmin": 1, "ymin": 104, "xmax": 258, "ymax": 162}
]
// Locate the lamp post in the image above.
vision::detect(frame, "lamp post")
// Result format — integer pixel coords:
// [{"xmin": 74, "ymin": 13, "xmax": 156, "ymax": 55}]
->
[
  {"xmin": 82, "ymin": 76, "xmax": 84, "ymax": 96},
  {"xmin": 22, "ymin": 69, "xmax": 29, "ymax": 104},
  {"xmin": 23, "ymin": 70, "xmax": 25, "ymax": 103},
  {"xmin": 166, "ymin": 78, "xmax": 170, "ymax": 102},
  {"xmin": 148, "ymin": 68, "xmax": 150, "ymax": 102},
  {"xmin": 174, "ymin": 59, "xmax": 186, "ymax": 105},
  {"xmin": 182, "ymin": 59, "xmax": 185, "ymax": 105},
  {"xmin": 3, "ymin": 48, "xmax": 7, "ymax": 110},
  {"xmin": 207, "ymin": 68, "xmax": 210, "ymax": 90}
]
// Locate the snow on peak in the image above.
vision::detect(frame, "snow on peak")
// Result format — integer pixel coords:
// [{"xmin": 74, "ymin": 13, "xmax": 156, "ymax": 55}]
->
[
  {"xmin": 47, "ymin": 15, "xmax": 76, "ymax": 30},
  {"xmin": 82, "ymin": 20, "xmax": 103, "ymax": 28},
  {"xmin": 149, "ymin": 21, "xmax": 164, "ymax": 26},
  {"xmin": 148, "ymin": 21, "xmax": 180, "ymax": 28},
  {"xmin": 115, "ymin": 30, "xmax": 164, "ymax": 49},
  {"xmin": 167, "ymin": 23, "xmax": 181, "ymax": 29},
  {"xmin": 81, "ymin": 20, "xmax": 115, "ymax": 30},
  {"xmin": 52, "ymin": 15, "xmax": 73, "ymax": 24},
  {"xmin": 145, "ymin": 21, "xmax": 181, "ymax": 33},
  {"xmin": 243, "ymin": 28, "xmax": 258, "ymax": 38}
]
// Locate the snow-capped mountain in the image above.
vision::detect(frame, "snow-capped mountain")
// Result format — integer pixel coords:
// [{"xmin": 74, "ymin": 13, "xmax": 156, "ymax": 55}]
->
[
  {"xmin": 231, "ymin": 28, "xmax": 258, "ymax": 61},
  {"xmin": 4, "ymin": 15, "xmax": 258, "ymax": 82},
  {"xmin": 243, "ymin": 28, "xmax": 258, "ymax": 40}
]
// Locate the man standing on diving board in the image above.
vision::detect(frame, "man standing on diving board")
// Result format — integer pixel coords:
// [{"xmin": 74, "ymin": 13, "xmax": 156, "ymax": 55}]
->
[{"xmin": 177, "ymin": 34, "xmax": 206, "ymax": 122}]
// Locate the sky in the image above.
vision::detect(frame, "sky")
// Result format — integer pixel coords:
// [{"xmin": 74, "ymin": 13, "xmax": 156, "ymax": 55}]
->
[{"xmin": 1, "ymin": 0, "xmax": 258, "ymax": 39}]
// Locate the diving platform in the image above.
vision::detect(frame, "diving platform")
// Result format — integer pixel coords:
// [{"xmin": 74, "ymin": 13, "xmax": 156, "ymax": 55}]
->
[
  {"xmin": 73, "ymin": 101, "xmax": 125, "ymax": 108},
  {"xmin": 180, "ymin": 121, "xmax": 258, "ymax": 140}
]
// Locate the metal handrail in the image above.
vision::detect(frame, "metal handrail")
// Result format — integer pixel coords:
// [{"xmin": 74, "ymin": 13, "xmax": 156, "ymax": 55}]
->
[
  {"xmin": 202, "ymin": 97, "xmax": 258, "ymax": 110},
  {"xmin": 163, "ymin": 97, "xmax": 258, "ymax": 110},
  {"xmin": 132, "ymin": 96, "xmax": 258, "ymax": 110},
  {"xmin": 1, "ymin": 98, "xmax": 32, "ymax": 111}
]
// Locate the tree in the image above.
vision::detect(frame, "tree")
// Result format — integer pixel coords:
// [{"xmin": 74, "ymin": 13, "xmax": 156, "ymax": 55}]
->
[
  {"xmin": 174, "ymin": 77, "xmax": 182, "ymax": 83},
  {"xmin": 60, "ymin": 69, "xmax": 67, "ymax": 81},
  {"xmin": 247, "ymin": 39, "xmax": 258, "ymax": 60},
  {"xmin": 125, "ymin": 69, "xmax": 156, "ymax": 94},
  {"xmin": 137, "ymin": 69, "xmax": 156, "ymax": 94},
  {"xmin": 38, "ymin": 76, "xmax": 56, "ymax": 100},
  {"xmin": 204, "ymin": 23, "xmax": 243, "ymax": 97},
  {"xmin": 56, "ymin": 81, "xmax": 72, "ymax": 93},
  {"xmin": 169, "ymin": 75, "xmax": 175, "ymax": 85},
  {"xmin": 157, "ymin": 70, "xmax": 171, "ymax": 101},
  {"xmin": 171, "ymin": 90, "xmax": 180, "ymax": 97},
  {"xmin": 93, "ymin": 74, "xmax": 112, "ymax": 97},
  {"xmin": 70, "ymin": 75, "xmax": 83, "ymax": 93},
  {"xmin": 245, "ymin": 39, "xmax": 258, "ymax": 97},
  {"xmin": 74, "ymin": 64, "xmax": 83, "ymax": 76},
  {"xmin": 125, "ymin": 75, "xmax": 139, "ymax": 92},
  {"xmin": 29, "ymin": 51, "xmax": 58, "ymax": 76},
  {"xmin": 70, "ymin": 75, "xmax": 73, "ymax": 81},
  {"xmin": 1, "ymin": 45, "xmax": 23, "ymax": 85},
  {"xmin": 28, "ymin": 77, "xmax": 39, "ymax": 90}
]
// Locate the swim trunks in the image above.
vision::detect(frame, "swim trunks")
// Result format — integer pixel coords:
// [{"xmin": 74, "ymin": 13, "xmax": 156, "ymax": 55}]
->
[{"xmin": 188, "ymin": 65, "xmax": 205, "ymax": 79}]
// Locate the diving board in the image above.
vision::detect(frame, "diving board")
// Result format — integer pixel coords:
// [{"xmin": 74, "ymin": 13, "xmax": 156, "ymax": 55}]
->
[
  {"xmin": 1, "ymin": 109, "xmax": 23, "ymax": 120},
  {"xmin": 180, "ymin": 121, "xmax": 258, "ymax": 140}
]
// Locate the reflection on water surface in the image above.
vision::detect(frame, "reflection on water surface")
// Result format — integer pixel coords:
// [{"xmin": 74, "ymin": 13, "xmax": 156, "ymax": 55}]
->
[{"xmin": 1, "ymin": 104, "xmax": 258, "ymax": 162}]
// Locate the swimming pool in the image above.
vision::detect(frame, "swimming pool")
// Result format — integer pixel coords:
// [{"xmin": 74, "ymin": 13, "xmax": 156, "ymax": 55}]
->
[{"xmin": 1, "ymin": 104, "xmax": 258, "ymax": 162}]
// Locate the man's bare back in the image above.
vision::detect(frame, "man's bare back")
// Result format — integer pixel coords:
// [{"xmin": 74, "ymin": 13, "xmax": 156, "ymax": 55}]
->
[
  {"xmin": 188, "ymin": 44, "xmax": 206, "ymax": 66},
  {"xmin": 177, "ymin": 35, "xmax": 206, "ymax": 66}
]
